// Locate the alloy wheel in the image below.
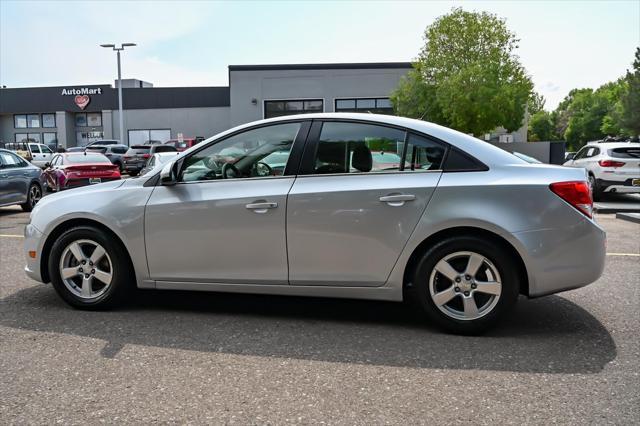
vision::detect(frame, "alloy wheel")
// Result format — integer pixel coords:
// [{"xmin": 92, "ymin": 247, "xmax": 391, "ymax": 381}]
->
[
  {"xmin": 58, "ymin": 239, "xmax": 113, "ymax": 300},
  {"xmin": 29, "ymin": 185, "xmax": 41, "ymax": 208},
  {"xmin": 428, "ymin": 251, "xmax": 502, "ymax": 321}
]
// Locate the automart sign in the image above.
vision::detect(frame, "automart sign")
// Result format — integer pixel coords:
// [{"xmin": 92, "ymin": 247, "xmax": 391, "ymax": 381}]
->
[
  {"xmin": 61, "ymin": 88, "xmax": 103, "ymax": 96},
  {"xmin": 61, "ymin": 88, "xmax": 102, "ymax": 110}
]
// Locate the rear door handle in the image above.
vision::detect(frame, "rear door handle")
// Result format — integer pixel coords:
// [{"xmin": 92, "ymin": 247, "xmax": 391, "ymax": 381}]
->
[
  {"xmin": 379, "ymin": 194, "xmax": 416, "ymax": 206},
  {"xmin": 245, "ymin": 201, "xmax": 278, "ymax": 213}
]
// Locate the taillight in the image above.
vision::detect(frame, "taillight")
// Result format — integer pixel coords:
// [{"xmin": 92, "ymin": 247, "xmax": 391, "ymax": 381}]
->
[
  {"xmin": 142, "ymin": 154, "xmax": 151, "ymax": 159},
  {"xmin": 598, "ymin": 160, "xmax": 625, "ymax": 168},
  {"xmin": 123, "ymin": 156, "xmax": 130, "ymax": 160},
  {"xmin": 550, "ymin": 181, "xmax": 593, "ymax": 218}
]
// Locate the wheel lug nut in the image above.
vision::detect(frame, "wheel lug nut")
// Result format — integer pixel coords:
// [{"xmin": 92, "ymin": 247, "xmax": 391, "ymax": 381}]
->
[
  {"xmin": 89, "ymin": 262, "xmax": 93, "ymax": 266},
  {"xmin": 81, "ymin": 260, "xmax": 86, "ymax": 265},
  {"xmin": 471, "ymin": 284, "xmax": 476, "ymax": 289},
  {"xmin": 91, "ymin": 269, "xmax": 95, "ymax": 274},
  {"xmin": 84, "ymin": 274, "xmax": 90, "ymax": 279},
  {"xmin": 465, "ymin": 275, "xmax": 471, "ymax": 280},
  {"xmin": 454, "ymin": 287, "xmax": 460, "ymax": 292},
  {"xmin": 464, "ymin": 291, "xmax": 470, "ymax": 296},
  {"xmin": 455, "ymin": 277, "xmax": 461, "ymax": 283},
  {"xmin": 79, "ymin": 268, "xmax": 83, "ymax": 273}
]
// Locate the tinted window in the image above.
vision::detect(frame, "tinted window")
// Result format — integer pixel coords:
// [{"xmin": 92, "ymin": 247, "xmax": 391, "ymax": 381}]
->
[
  {"xmin": 127, "ymin": 146, "xmax": 151, "ymax": 155},
  {"xmin": 111, "ymin": 146, "xmax": 128, "ymax": 154},
  {"xmin": 442, "ymin": 147, "xmax": 488, "ymax": 172},
  {"xmin": 181, "ymin": 122, "xmax": 300, "ymax": 182},
  {"xmin": 66, "ymin": 154, "xmax": 111, "ymax": 164},
  {"xmin": 610, "ymin": 147, "xmax": 640, "ymax": 158},
  {"xmin": 153, "ymin": 145, "xmax": 177, "ymax": 153},
  {"xmin": 404, "ymin": 134, "xmax": 446, "ymax": 171},
  {"xmin": 313, "ymin": 122, "xmax": 405, "ymax": 174}
]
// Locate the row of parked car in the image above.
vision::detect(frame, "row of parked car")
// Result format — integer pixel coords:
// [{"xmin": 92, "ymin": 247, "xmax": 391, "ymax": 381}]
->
[{"xmin": 0, "ymin": 137, "xmax": 201, "ymax": 210}]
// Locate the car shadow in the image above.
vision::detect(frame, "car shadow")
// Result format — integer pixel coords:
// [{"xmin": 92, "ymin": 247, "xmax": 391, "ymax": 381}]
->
[{"xmin": 0, "ymin": 285, "xmax": 616, "ymax": 374}]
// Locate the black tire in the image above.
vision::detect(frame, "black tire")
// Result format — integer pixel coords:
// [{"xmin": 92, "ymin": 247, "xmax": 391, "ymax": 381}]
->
[
  {"xmin": 20, "ymin": 182, "xmax": 42, "ymax": 212},
  {"xmin": 128, "ymin": 170, "xmax": 139, "ymax": 177},
  {"xmin": 407, "ymin": 236, "xmax": 520, "ymax": 335},
  {"xmin": 588, "ymin": 174, "xmax": 602, "ymax": 201},
  {"xmin": 48, "ymin": 226, "xmax": 133, "ymax": 310},
  {"xmin": 114, "ymin": 161, "xmax": 123, "ymax": 172}
]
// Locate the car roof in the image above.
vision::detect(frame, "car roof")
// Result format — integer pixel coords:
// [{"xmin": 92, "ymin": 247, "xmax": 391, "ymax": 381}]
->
[
  {"xmin": 599, "ymin": 142, "xmax": 640, "ymax": 149},
  {"xmin": 197, "ymin": 112, "xmax": 523, "ymax": 168},
  {"xmin": 156, "ymin": 151, "xmax": 181, "ymax": 157}
]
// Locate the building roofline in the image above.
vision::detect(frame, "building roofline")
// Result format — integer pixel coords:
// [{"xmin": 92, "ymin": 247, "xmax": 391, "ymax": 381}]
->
[{"xmin": 228, "ymin": 62, "xmax": 413, "ymax": 71}]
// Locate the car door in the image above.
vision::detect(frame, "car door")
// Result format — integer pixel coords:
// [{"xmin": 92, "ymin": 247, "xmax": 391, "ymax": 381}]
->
[
  {"xmin": 144, "ymin": 121, "xmax": 309, "ymax": 284},
  {"xmin": 39, "ymin": 144, "xmax": 54, "ymax": 165},
  {"xmin": 43, "ymin": 154, "xmax": 61, "ymax": 189},
  {"xmin": 28, "ymin": 143, "xmax": 44, "ymax": 167},
  {"xmin": 0, "ymin": 151, "xmax": 29, "ymax": 205},
  {"xmin": 287, "ymin": 120, "xmax": 445, "ymax": 287}
]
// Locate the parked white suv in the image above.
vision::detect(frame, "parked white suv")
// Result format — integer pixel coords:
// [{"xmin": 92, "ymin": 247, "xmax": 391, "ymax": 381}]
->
[{"xmin": 564, "ymin": 142, "xmax": 640, "ymax": 199}]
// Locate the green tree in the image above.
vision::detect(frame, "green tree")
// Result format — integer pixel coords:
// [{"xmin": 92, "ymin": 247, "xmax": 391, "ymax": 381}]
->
[
  {"xmin": 528, "ymin": 92, "xmax": 546, "ymax": 115},
  {"xmin": 620, "ymin": 47, "xmax": 640, "ymax": 135},
  {"xmin": 391, "ymin": 8, "xmax": 533, "ymax": 135},
  {"xmin": 528, "ymin": 110, "xmax": 554, "ymax": 141}
]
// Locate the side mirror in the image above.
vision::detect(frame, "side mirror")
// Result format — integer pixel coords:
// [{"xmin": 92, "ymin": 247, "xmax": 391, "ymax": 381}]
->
[
  {"xmin": 565, "ymin": 153, "xmax": 575, "ymax": 161},
  {"xmin": 160, "ymin": 161, "xmax": 178, "ymax": 186}
]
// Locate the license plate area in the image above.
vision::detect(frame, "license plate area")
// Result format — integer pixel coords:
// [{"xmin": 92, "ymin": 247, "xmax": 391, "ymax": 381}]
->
[
  {"xmin": 89, "ymin": 178, "xmax": 102, "ymax": 184},
  {"xmin": 632, "ymin": 178, "xmax": 640, "ymax": 187}
]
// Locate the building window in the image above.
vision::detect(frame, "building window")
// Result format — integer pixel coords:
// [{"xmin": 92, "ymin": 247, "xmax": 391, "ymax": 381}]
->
[
  {"xmin": 128, "ymin": 129, "xmax": 171, "ymax": 145},
  {"xmin": 264, "ymin": 99, "xmax": 323, "ymax": 119},
  {"xmin": 42, "ymin": 113, "xmax": 56, "ymax": 128},
  {"xmin": 14, "ymin": 115, "xmax": 27, "ymax": 128},
  {"xmin": 75, "ymin": 113, "xmax": 88, "ymax": 127},
  {"xmin": 15, "ymin": 133, "xmax": 41, "ymax": 143},
  {"xmin": 43, "ymin": 132, "xmax": 58, "ymax": 150},
  {"xmin": 87, "ymin": 112, "xmax": 102, "ymax": 126},
  {"xmin": 334, "ymin": 97, "xmax": 394, "ymax": 115},
  {"xmin": 76, "ymin": 131, "xmax": 104, "ymax": 147},
  {"xmin": 27, "ymin": 114, "xmax": 40, "ymax": 128}
]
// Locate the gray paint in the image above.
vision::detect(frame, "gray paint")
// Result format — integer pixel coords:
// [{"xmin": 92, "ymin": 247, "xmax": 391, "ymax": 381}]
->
[{"xmin": 490, "ymin": 141, "xmax": 567, "ymax": 164}]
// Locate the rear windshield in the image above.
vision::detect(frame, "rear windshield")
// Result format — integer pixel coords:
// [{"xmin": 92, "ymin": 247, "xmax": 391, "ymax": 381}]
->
[
  {"xmin": 153, "ymin": 145, "xmax": 177, "ymax": 153},
  {"xmin": 66, "ymin": 154, "xmax": 110, "ymax": 164},
  {"xmin": 127, "ymin": 146, "xmax": 151, "ymax": 154},
  {"xmin": 610, "ymin": 147, "xmax": 640, "ymax": 158}
]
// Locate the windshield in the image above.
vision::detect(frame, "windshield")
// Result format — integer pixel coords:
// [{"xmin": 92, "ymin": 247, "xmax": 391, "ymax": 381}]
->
[{"xmin": 65, "ymin": 154, "xmax": 110, "ymax": 164}]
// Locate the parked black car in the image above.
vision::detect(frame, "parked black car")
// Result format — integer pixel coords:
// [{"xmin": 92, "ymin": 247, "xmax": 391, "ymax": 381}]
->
[
  {"xmin": 123, "ymin": 144, "xmax": 177, "ymax": 176},
  {"xmin": 0, "ymin": 149, "xmax": 43, "ymax": 211},
  {"xmin": 86, "ymin": 144, "xmax": 129, "ymax": 172}
]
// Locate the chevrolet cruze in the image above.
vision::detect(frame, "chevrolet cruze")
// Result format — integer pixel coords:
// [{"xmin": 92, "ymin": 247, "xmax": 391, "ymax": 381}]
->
[{"xmin": 24, "ymin": 114, "xmax": 606, "ymax": 334}]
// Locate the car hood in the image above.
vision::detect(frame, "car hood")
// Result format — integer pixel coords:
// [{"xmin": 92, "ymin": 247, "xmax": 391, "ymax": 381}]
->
[{"xmin": 33, "ymin": 179, "xmax": 126, "ymax": 213}]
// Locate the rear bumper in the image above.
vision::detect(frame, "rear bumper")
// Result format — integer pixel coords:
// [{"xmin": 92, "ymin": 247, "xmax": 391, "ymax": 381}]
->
[
  {"xmin": 64, "ymin": 177, "xmax": 121, "ymax": 189},
  {"xmin": 513, "ymin": 218, "xmax": 606, "ymax": 297},
  {"xmin": 597, "ymin": 177, "xmax": 640, "ymax": 193}
]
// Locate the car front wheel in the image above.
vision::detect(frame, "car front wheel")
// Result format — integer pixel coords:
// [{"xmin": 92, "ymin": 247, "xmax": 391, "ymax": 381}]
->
[
  {"xmin": 48, "ymin": 226, "xmax": 132, "ymax": 309},
  {"xmin": 409, "ymin": 236, "xmax": 520, "ymax": 335}
]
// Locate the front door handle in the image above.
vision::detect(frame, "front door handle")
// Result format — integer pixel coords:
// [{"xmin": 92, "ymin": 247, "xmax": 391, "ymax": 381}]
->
[
  {"xmin": 379, "ymin": 194, "xmax": 416, "ymax": 206},
  {"xmin": 245, "ymin": 201, "xmax": 278, "ymax": 213}
]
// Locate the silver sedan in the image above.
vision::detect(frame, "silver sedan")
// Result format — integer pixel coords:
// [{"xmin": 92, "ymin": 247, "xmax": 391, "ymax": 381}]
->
[{"xmin": 23, "ymin": 114, "xmax": 605, "ymax": 334}]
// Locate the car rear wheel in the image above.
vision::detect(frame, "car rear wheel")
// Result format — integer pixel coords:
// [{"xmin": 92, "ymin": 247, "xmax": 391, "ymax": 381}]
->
[
  {"xmin": 588, "ymin": 174, "xmax": 602, "ymax": 201},
  {"xmin": 408, "ymin": 236, "xmax": 520, "ymax": 335},
  {"xmin": 48, "ymin": 226, "xmax": 132, "ymax": 309},
  {"xmin": 20, "ymin": 183, "xmax": 42, "ymax": 212}
]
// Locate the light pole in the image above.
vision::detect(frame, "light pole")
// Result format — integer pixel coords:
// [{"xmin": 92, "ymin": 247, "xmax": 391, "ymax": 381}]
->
[{"xmin": 100, "ymin": 43, "xmax": 136, "ymax": 146}]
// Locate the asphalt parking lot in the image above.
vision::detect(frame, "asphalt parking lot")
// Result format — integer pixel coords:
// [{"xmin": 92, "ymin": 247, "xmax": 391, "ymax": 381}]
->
[{"xmin": 0, "ymin": 207, "xmax": 638, "ymax": 424}]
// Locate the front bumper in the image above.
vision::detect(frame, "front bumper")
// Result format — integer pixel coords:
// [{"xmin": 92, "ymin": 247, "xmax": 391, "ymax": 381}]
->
[
  {"xmin": 513, "ymin": 217, "xmax": 606, "ymax": 297},
  {"xmin": 24, "ymin": 223, "xmax": 46, "ymax": 283}
]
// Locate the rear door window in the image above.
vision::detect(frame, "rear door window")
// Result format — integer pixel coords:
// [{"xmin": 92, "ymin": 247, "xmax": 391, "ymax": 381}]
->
[{"xmin": 610, "ymin": 147, "xmax": 640, "ymax": 158}]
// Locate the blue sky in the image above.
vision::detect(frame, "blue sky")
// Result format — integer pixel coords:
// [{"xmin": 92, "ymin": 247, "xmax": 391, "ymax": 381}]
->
[{"xmin": 1, "ymin": 0, "xmax": 638, "ymax": 109}]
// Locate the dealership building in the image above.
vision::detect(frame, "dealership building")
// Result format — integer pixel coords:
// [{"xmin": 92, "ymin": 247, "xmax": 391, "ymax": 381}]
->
[{"xmin": 0, "ymin": 62, "xmax": 527, "ymax": 149}]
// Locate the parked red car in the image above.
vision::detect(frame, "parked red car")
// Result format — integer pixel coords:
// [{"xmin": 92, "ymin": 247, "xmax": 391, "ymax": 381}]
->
[
  {"xmin": 164, "ymin": 137, "xmax": 205, "ymax": 152},
  {"xmin": 43, "ymin": 152, "xmax": 121, "ymax": 192}
]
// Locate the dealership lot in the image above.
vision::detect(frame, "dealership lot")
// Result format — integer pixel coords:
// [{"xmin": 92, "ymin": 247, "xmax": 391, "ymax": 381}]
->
[{"xmin": 0, "ymin": 207, "xmax": 638, "ymax": 424}]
